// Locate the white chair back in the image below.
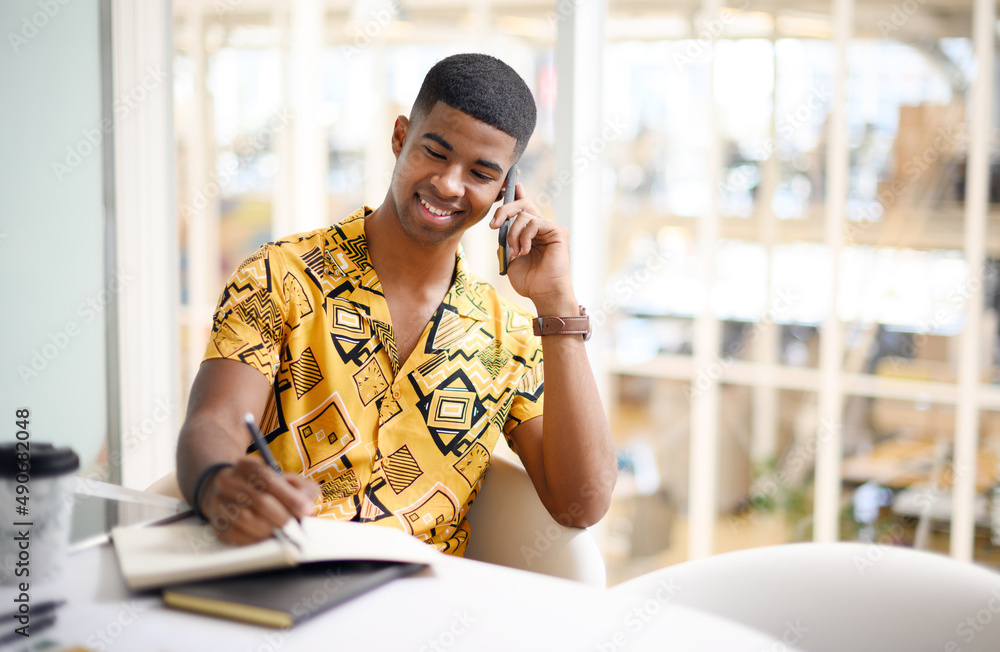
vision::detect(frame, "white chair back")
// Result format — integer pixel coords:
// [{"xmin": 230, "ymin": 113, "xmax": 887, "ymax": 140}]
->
[
  {"xmin": 615, "ymin": 542, "xmax": 1000, "ymax": 651},
  {"xmin": 464, "ymin": 455, "xmax": 606, "ymax": 587}
]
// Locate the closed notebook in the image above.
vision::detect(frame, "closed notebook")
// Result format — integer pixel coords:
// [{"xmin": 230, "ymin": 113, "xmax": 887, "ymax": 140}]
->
[
  {"xmin": 112, "ymin": 516, "xmax": 441, "ymax": 591},
  {"xmin": 163, "ymin": 560, "xmax": 427, "ymax": 628}
]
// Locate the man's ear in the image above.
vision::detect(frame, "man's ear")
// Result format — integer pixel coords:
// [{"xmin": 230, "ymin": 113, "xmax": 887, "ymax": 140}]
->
[{"xmin": 391, "ymin": 115, "xmax": 410, "ymax": 159}]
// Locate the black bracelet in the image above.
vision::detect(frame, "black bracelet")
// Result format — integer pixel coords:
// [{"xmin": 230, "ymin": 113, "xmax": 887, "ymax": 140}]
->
[{"xmin": 191, "ymin": 462, "xmax": 234, "ymax": 520}]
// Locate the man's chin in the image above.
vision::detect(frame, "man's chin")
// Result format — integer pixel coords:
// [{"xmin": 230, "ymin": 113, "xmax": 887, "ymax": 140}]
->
[{"xmin": 398, "ymin": 213, "xmax": 460, "ymax": 247}]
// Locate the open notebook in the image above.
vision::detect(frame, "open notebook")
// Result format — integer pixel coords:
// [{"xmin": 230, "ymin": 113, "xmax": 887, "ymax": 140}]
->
[{"xmin": 111, "ymin": 516, "xmax": 441, "ymax": 591}]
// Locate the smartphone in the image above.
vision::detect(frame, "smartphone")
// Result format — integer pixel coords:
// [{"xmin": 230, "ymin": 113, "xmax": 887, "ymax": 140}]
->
[{"xmin": 497, "ymin": 165, "xmax": 518, "ymax": 276}]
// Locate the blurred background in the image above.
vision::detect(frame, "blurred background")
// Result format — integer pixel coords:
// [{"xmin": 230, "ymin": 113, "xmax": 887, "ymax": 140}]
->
[{"xmin": 3, "ymin": 0, "xmax": 1000, "ymax": 584}]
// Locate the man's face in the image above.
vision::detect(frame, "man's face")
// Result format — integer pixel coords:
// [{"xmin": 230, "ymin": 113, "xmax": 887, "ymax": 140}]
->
[{"xmin": 388, "ymin": 101, "xmax": 518, "ymax": 247}]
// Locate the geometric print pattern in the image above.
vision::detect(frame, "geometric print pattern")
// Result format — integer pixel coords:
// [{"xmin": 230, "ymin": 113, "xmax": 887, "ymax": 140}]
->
[
  {"xmin": 384, "ymin": 444, "xmax": 422, "ymax": 494},
  {"xmin": 477, "ymin": 339, "xmax": 511, "ymax": 379},
  {"xmin": 319, "ymin": 468, "xmax": 360, "ymax": 503},
  {"xmin": 289, "ymin": 347, "xmax": 323, "ymax": 399},
  {"xmin": 454, "ymin": 441, "xmax": 490, "ymax": 486},
  {"xmin": 204, "ymin": 207, "xmax": 544, "ymax": 556}
]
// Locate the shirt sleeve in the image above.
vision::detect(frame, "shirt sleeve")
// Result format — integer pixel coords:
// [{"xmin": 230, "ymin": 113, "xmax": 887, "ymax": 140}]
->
[
  {"xmin": 502, "ymin": 343, "xmax": 544, "ymax": 447},
  {"xmin": 203, "ymin": 245, "xmax": 289, "ymax": 383}
]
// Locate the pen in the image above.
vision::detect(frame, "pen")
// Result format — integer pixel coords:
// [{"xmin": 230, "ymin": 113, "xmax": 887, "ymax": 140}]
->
[
  {"xmin": 244, "ymin": 412, "xmax": 280, "ymax": 473},
  {"xmin": 0, "ymin": 599, "xmax": 64, "ymax": 623},
  {"xmin": 0, "ymin": 607, "xmax": 60, "ymax": 645},
  {"xmin": 243, "ymin": 413, "xmax": 306, "ymax": 553}
]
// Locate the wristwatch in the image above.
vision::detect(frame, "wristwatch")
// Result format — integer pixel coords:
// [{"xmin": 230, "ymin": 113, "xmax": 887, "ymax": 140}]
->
[{"xmin": 531, "ymin": 305, "xmax": 592, "ymax": 342}]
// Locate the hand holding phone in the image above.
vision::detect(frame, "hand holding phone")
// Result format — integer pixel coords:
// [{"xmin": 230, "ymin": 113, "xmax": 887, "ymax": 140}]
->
[{"xmin": 497, "ymin": 165, "xmax": 518, "ymax": 276}]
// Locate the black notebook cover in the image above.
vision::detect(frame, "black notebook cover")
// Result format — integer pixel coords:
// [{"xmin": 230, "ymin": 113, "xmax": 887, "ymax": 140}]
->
[{"xmin": 163, "ymin": 560, "xmax": 426, "ymax": 628}]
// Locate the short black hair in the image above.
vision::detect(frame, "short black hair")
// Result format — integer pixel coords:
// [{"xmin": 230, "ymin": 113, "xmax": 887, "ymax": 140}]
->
[{"xmin": 410, "ymin": 53, "xmax": 537, "ymax": 162}]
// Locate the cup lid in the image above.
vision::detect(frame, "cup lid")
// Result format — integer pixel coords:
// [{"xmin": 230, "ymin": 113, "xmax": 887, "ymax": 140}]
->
[{"xmin": 0, "ymin": 442, "xmax": 79, "ymax": 478}]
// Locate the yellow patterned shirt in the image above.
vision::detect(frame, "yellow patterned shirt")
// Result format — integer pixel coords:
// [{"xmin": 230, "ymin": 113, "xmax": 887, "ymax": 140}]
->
[{"xmin": 204, "ymin": 207, "xmax": 544, "ymax": 555}]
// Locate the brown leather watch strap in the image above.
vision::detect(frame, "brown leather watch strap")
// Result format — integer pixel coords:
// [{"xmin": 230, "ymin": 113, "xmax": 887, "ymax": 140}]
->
[{"xmin": 531, "ymin": 306, "xmax": 592, "ymax": 341}]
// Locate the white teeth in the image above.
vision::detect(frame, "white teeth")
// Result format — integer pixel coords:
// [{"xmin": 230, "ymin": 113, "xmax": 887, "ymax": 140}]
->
[{"xmin": 420, "ymin": 197, "xmax": 455, "ymax": 217}]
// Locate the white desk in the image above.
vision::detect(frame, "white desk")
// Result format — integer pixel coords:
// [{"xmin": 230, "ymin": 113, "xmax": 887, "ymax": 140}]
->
[{"xmin": 2, "ymin": 540, "xmax": 799, "ymax": 652}]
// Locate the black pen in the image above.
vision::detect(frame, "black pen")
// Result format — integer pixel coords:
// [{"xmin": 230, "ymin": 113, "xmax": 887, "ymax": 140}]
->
[
  {"xmin": 244, "ymin": 412, "xmax": 280, "ymax": 473},
  {"xmin": 0, "ymin": 599, "xmax": 64, "ymax": 623},
  {"xmin": 243, "ymin": 413, "xmax": 306, "ymax": 551},
  {"xmin": 0, "ymin": 608, "xmax": 60, "ymax": 645}
]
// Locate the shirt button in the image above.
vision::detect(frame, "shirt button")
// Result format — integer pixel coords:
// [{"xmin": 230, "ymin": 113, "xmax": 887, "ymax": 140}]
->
[{"xmin": 392, "ymin": 387, "xmax": 401, "ymax": 399}]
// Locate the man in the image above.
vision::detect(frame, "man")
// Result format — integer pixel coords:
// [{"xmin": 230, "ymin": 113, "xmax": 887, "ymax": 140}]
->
[{"xmin": 177, "ymin": 53, "xmax": 615, "ymax": 555}]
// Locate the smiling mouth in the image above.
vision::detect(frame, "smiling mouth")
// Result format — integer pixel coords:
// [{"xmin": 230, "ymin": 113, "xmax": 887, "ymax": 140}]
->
[{"xmin": 418, "ymin": 195, "xmax": 459, "ymax": 218}]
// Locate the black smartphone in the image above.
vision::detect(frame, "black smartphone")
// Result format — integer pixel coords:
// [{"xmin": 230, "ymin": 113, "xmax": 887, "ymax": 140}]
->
[{"xmin": 497, "ymin": 165, "xmax": 518, "ymax": 276}]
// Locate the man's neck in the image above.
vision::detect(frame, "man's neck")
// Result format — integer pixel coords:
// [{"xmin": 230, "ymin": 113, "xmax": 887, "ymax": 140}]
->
[{"xmin": 364, "ymin": 200, "xmax": 458, "ymax": 295}]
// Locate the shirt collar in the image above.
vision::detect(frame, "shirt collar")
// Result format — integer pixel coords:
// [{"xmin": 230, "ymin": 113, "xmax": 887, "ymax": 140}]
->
[{"xmin": 332, "ymin": 207, "xmax": 489, "ymax": 322}]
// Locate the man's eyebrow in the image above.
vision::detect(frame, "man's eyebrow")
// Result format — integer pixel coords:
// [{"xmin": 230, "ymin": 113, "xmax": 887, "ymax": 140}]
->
[
  {"xmin": 422, "ymin": 133, "xmax": 453, "ymax": 151},
  {"xmin": 474, "ymin": 158, "xmax": 503, "ymax": 174},
  {"xmin": 421, "ymin": 132, "xmax": 504, "ymax": 175}
]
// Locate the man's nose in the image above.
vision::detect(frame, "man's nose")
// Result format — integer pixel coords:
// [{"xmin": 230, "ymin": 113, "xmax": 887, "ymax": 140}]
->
[{"xmin": 432, "ymin": 163, "xmax": 464, "ymax": 198}]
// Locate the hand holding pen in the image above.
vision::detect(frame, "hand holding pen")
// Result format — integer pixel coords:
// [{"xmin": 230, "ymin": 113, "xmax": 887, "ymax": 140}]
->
[
  {"xmin": 243, "ymin": 413, "xmax": 309, "ymax": 551},
  {"xmin": 193, "ymin": 416, "xmax": 319, "ymax": 547}
]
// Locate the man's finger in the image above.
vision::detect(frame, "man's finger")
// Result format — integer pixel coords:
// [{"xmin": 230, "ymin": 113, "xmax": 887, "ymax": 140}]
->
[
  {"xmin": 207, "ymin": 496, "xmax": 270, "ymax": 544},
  {"xmin": 230, "ymin": 457, "xmax": 311, "ymax": 516},
  {"xmin": 491, "ymin": 198, "xmax": 538, "ymax": 228},
  {"xmin": 263, "ymin": 473, "xmax": 318, "ymax": 518},
  {"xmin": 206, "ymin": 459, "xmax": 312, "ymax": 541},
  {"xmin": 248, "ymin": 489, "xmax": 302, "ymax": 529},
  {"xmin": 518, "ymin": 220, "xmax": 540, "ymax": 256},
  {"xmin": 215, "ymin": 514, "xmax": 268, "ymax": 546},
  {"xmin": 506, "ymin": 214, "xmax": 543, "ymax": 257},
  {"xmin": 287, "ymin": 475, "xmax": 321, "ymax": 506}
]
